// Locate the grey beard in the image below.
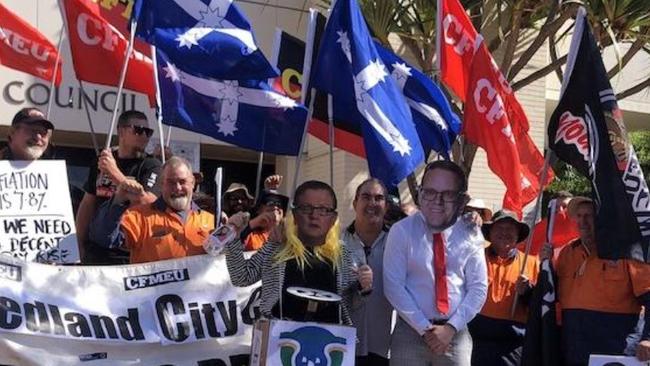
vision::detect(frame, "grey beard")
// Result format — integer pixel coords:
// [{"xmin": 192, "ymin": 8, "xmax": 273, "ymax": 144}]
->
[{"xmin": 167, "ymin": 196, "xmax": 191, "ymax": 211}]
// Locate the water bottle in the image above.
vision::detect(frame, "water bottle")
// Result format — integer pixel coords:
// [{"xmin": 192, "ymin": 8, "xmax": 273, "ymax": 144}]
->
[{"xmin": 204, "ymin": 212, "xmax": 250, "ymax": 256}]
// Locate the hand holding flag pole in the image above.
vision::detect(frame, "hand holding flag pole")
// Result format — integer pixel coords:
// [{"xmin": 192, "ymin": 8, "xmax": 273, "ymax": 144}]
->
[{"xmin": 511, "ymin": 152, "xmax": 553, "ymax": 318}]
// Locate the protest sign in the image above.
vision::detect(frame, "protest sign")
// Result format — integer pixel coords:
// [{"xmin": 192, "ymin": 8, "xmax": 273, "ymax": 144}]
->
[
  {"xmin": 0, "ymin": 254, "xmax": 261, "ymax": 365},
  {"xmin": 0, "ymin": 160, "xmax": 79, "ymax": 263},
  {"xmin": 250, "ymin": 318, "xmax": 356, "ymax": 366}
]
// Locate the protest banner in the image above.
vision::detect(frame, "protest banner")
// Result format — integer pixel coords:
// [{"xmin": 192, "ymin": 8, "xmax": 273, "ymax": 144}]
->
[
  {"xmin": 0, "ymin": 254, "xmax": 261, "ymax": 365},
  {"xmin": 0, "ymin": 160, "xmax": 79, "ymax": 263}
]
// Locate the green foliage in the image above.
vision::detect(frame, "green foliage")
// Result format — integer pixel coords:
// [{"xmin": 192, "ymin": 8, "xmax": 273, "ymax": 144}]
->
[{"xmin": 547, "ymin": 130, "xmax": 650, "ymax": 197}]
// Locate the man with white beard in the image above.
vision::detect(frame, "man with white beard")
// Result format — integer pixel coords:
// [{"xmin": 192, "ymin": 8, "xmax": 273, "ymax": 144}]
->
[
  {"xmin": 89, "ymin": 156, "xmax": 215, "ymax": 263},
  {"xmin": 1, "ymin": 108, "xmax": 54, "ymax": 160}
]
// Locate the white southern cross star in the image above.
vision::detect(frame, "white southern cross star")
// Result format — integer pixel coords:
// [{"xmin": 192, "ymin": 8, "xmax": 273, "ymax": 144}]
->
[
  {"xmin": 392, "ymin": 62, "xmax": 412, "ymax": 77},
  {"xmin": 217, "ymin": 80, "xmax": 242, "ymax": 104},
  {"xmin": 163, "ymin": 61, "xmax": 181, "ymax": 82},
  {"xmin": 197, "ymin": 4, "xmax": 226, "ymax": 27},
  {"xmin": 336, "ymin": 30, "xmax": 351, "ymax": 61},
  {"xmin": 176, "ymin": 31, "xmax": 198, "ymax": 49},
  {"xmin": 357, "ymin": 59, "xmax": 388, "ymax": 92},
  {"xmin": 217, "ymin": 118, "xmax": 238, "ymax": 136}
]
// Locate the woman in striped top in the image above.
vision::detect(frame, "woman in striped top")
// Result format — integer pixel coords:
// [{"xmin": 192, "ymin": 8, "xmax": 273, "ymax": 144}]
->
[{"xmin": 224, "ymin": 180, "xmax": 372, "ymax": 325}]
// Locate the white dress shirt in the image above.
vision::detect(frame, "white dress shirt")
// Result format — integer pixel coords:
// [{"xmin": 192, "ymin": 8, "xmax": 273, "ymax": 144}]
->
[{"xmin": 383, "ymin": 211, "xmax": 487, "ymax": 335}]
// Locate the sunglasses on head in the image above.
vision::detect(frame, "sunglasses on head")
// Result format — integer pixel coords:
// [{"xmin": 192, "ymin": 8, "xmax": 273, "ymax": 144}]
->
[{"xmin": 125, "ymin": 124, "xmax": 154, "ymax": 137}]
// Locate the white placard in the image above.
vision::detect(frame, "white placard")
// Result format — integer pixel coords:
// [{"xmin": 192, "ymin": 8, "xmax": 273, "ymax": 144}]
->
[
  {"xmin": 266, "ymin": 320, "xmax": 356, "ymax": 366},
  {"xmin": 589, "ymin": 354, "xmax": 650, "ymax": 366},
  {"xmin": 0, "ymin": 160, "xmax": 79, "ymax": 263}
]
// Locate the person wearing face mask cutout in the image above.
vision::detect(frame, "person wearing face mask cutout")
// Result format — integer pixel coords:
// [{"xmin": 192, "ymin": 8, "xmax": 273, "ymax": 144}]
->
[{"xmin": 467, "ymin": 210, "xmax": 539, "ymax": 366}]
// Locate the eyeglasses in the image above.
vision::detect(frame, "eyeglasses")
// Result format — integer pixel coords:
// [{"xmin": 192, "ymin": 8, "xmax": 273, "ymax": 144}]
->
[
  {"xmin": 125, "ymin": 125, "xmax": 154, "ymax": 137},
  {"xmin": 419, "ymin": 188, "xmax": 462, "ymax": 203},
  {"xmin": 292, "ymin": 205, "xmax": 337, "ymax": 217}
]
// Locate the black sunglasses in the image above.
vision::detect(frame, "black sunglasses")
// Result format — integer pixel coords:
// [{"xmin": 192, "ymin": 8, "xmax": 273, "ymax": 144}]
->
[{"xmin": 125, "ymin": 125, "xmax": 154, "ymax": 137}]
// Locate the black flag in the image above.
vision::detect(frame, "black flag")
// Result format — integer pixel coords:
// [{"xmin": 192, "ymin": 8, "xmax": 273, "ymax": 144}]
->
[
  {"xmin": 521, "ymin": 259, "xmax": 562, "ymax": 366},
  {"xmin": 547, "ymin": 7, "xmax": 650, "ymax": 262}
]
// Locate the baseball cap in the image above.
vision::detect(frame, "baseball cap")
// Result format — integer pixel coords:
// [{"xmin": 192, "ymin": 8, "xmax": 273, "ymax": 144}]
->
[{"xmin": 11, "ymin": 108, "xmax": 54, "ymax": 130}]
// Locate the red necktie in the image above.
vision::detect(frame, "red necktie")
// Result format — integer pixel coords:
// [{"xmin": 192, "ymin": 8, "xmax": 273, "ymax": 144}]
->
[{"xmin": 433, "ymin": 232, "xmax": 449, "ymax": 315}]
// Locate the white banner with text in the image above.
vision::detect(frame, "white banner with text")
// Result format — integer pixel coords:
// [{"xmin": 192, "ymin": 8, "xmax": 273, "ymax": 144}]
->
[{"xmin": 0, "ymin": 254, "xmax": 261, "ymax": 366}]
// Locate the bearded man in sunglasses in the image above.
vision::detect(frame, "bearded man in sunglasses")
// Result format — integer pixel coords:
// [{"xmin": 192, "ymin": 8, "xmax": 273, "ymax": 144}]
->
[{"xmin": 76, "ymin": 110, "xmax": 162, "ymax": 265}]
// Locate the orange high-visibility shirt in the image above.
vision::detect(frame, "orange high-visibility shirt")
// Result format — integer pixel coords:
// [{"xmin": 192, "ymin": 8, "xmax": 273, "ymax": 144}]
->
[
  {"xmin": 480, "ymin": 250, "xmax": 540, "ymax": 324},
  {"xmin": 121, "ymin": 200, "xmax": 215, "ymax": 263}
]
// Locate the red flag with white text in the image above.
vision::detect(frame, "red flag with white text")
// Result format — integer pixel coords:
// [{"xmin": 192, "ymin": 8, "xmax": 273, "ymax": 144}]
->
[
  {"xmin": 61, "ymin": 0, "xmax": 155, "ymax": 105},
  {"xmin": 0, "ymin": 3, "xmax": 62, "ymax": 85},
  {"xmin": 463, "ymin": 42, "xmax": 553, "ymax": 216},
  {"xmin": 437, "ymin": 0, "xmax": 480, "ymax": 101}
]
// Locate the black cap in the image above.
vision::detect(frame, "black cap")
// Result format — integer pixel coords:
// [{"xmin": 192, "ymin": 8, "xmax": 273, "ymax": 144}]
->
[
  {"xmin": 12, "ymin": 108, "xmax": 54, "ymax": 130},
  {"xmin": 254, "ymin": 190, "xmax": 289, "ymax": 213}
]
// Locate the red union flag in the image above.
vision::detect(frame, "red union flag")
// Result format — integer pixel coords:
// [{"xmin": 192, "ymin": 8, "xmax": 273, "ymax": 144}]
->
[
  {"xmin": 437, "ymin": 0, "xmax": 480, "ymax": 101},
  {"xmin": 463, "ymin": 42, "xmax": 553, "ymax": 216},
  {"xmin": 61, "ymin": 0, "xmax": 155, "ymax": 105},
  {"xmin": 0, "ymin": 3, "xmax": 62, "ymax": 85}
]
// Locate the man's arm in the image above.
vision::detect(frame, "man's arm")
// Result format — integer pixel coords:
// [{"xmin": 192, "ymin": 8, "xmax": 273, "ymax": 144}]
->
[
  {"xmin": 383, "ymin": 224, "xmax": 432, "ymax": 335},
  {"xmin": 75, "ymin": 193, "xmax": 97, "ymax": 258},
  {"xmin": 447, "ymin": 246, "xmax": 488, "ymax": 332},
  {"xmin": 88, "ymin": 199, "xmax": 128, "ymax": 249}
]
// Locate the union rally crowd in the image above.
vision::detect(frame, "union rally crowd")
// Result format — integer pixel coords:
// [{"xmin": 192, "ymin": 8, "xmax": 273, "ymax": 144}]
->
[{"xmin": 3, "ymin": 106, "xmax": 650, "ymax": 366}]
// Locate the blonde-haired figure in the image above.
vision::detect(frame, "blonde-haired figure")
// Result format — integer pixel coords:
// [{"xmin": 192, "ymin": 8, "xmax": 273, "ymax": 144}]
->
[{"xmin": 224, "ymin": 180, "xmax": 371, "ymax": 324}]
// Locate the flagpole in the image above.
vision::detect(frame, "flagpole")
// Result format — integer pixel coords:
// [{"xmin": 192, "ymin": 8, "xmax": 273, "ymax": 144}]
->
[
  {"xmin": 104, "ymin": 17, "xmax": 139, "ymax": 150},
  {"xmin": 327, "ymin": 93, "xmax": 334, "ymax": 187},
  {"xmin": 290, "ymin": 9, "xmax": 320, "ymax": 205},
  {"xmin": 78, "ymin": 81, "xmax": 100, "ymax": 155},
  {"xmin": 290, "ymin": 88, "xmax": 316, "ymax": 205},
  {"xmin": 165, "ymin": 126, "xmax": 173, "ymax": 147},
  {"xmin": 510, "ymin": 151, "xmax": 553, "ymax": 317},
  {"xmin": 215, "ymin": 167, "xmax": 223, "ymax": 228},
  {"xmin": 254, "ymin": 152, "xmax": 264, "ymax": 199},
  {"xmin": 46, "ymin": 27, "xmax": 65, "ymax": 119},
  {"xmin": 150, "ymin": 45, "xmax": 166, "ymax": 163}
]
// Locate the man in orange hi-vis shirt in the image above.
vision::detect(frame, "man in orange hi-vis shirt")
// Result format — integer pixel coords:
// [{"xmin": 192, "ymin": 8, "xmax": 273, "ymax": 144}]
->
[
  {"xmin": 469, "ymin": 210, "xmax": 539, "ymax": 366},
  {"xmin": 542, "ymin": 196, "xmax": 650, "ymax": 365}
]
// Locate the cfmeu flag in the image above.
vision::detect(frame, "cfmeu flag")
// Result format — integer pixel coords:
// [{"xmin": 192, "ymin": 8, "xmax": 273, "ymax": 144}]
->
[
  {"xmin": 132, "ymin": 0, "xmax": 278, "ymax": 80},
  {"xmin": 375, "ymin": 42, "xmax": 461, "ymax": 158},
  {"xmin": 464, "ymin": 41, "xmax": 553, "ymax": 216},
  {"xmin": 310, "ymin": 0, "xmax": 424, "ymax": 187},
  {"xmin": 155, "ymin": 49, "xmax": 307, "ymax": 156},
  {"xmin": 61, "ymin": 0, "xmax": 156, "ymax": 104},
  {"xmin": 436, "ymin": 0, "xmax": 480, "ymax": 101},
  {"xmin": 548, "ymin": 8, "xmax": 650, "ymax": 262},
  {"xmin": 0, "ymin": 3, "xmax": 62, "ymax": 85}
]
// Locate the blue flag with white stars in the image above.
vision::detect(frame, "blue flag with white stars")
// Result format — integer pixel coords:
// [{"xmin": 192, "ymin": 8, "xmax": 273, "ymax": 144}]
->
[
  {"xmin": 375, "ymin": 42, "xmax": 461, "ymax": 158},
  {"xmin": 310, "ymin": 0, "xmax": 424, "ymax": 187},
  {"xmin": 132, "ymin": 0, "xmax": 278, "ymax": 80},
  {"xmin": 155, "ymin": 49, "xmax": 307, "ymax": 155}
]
